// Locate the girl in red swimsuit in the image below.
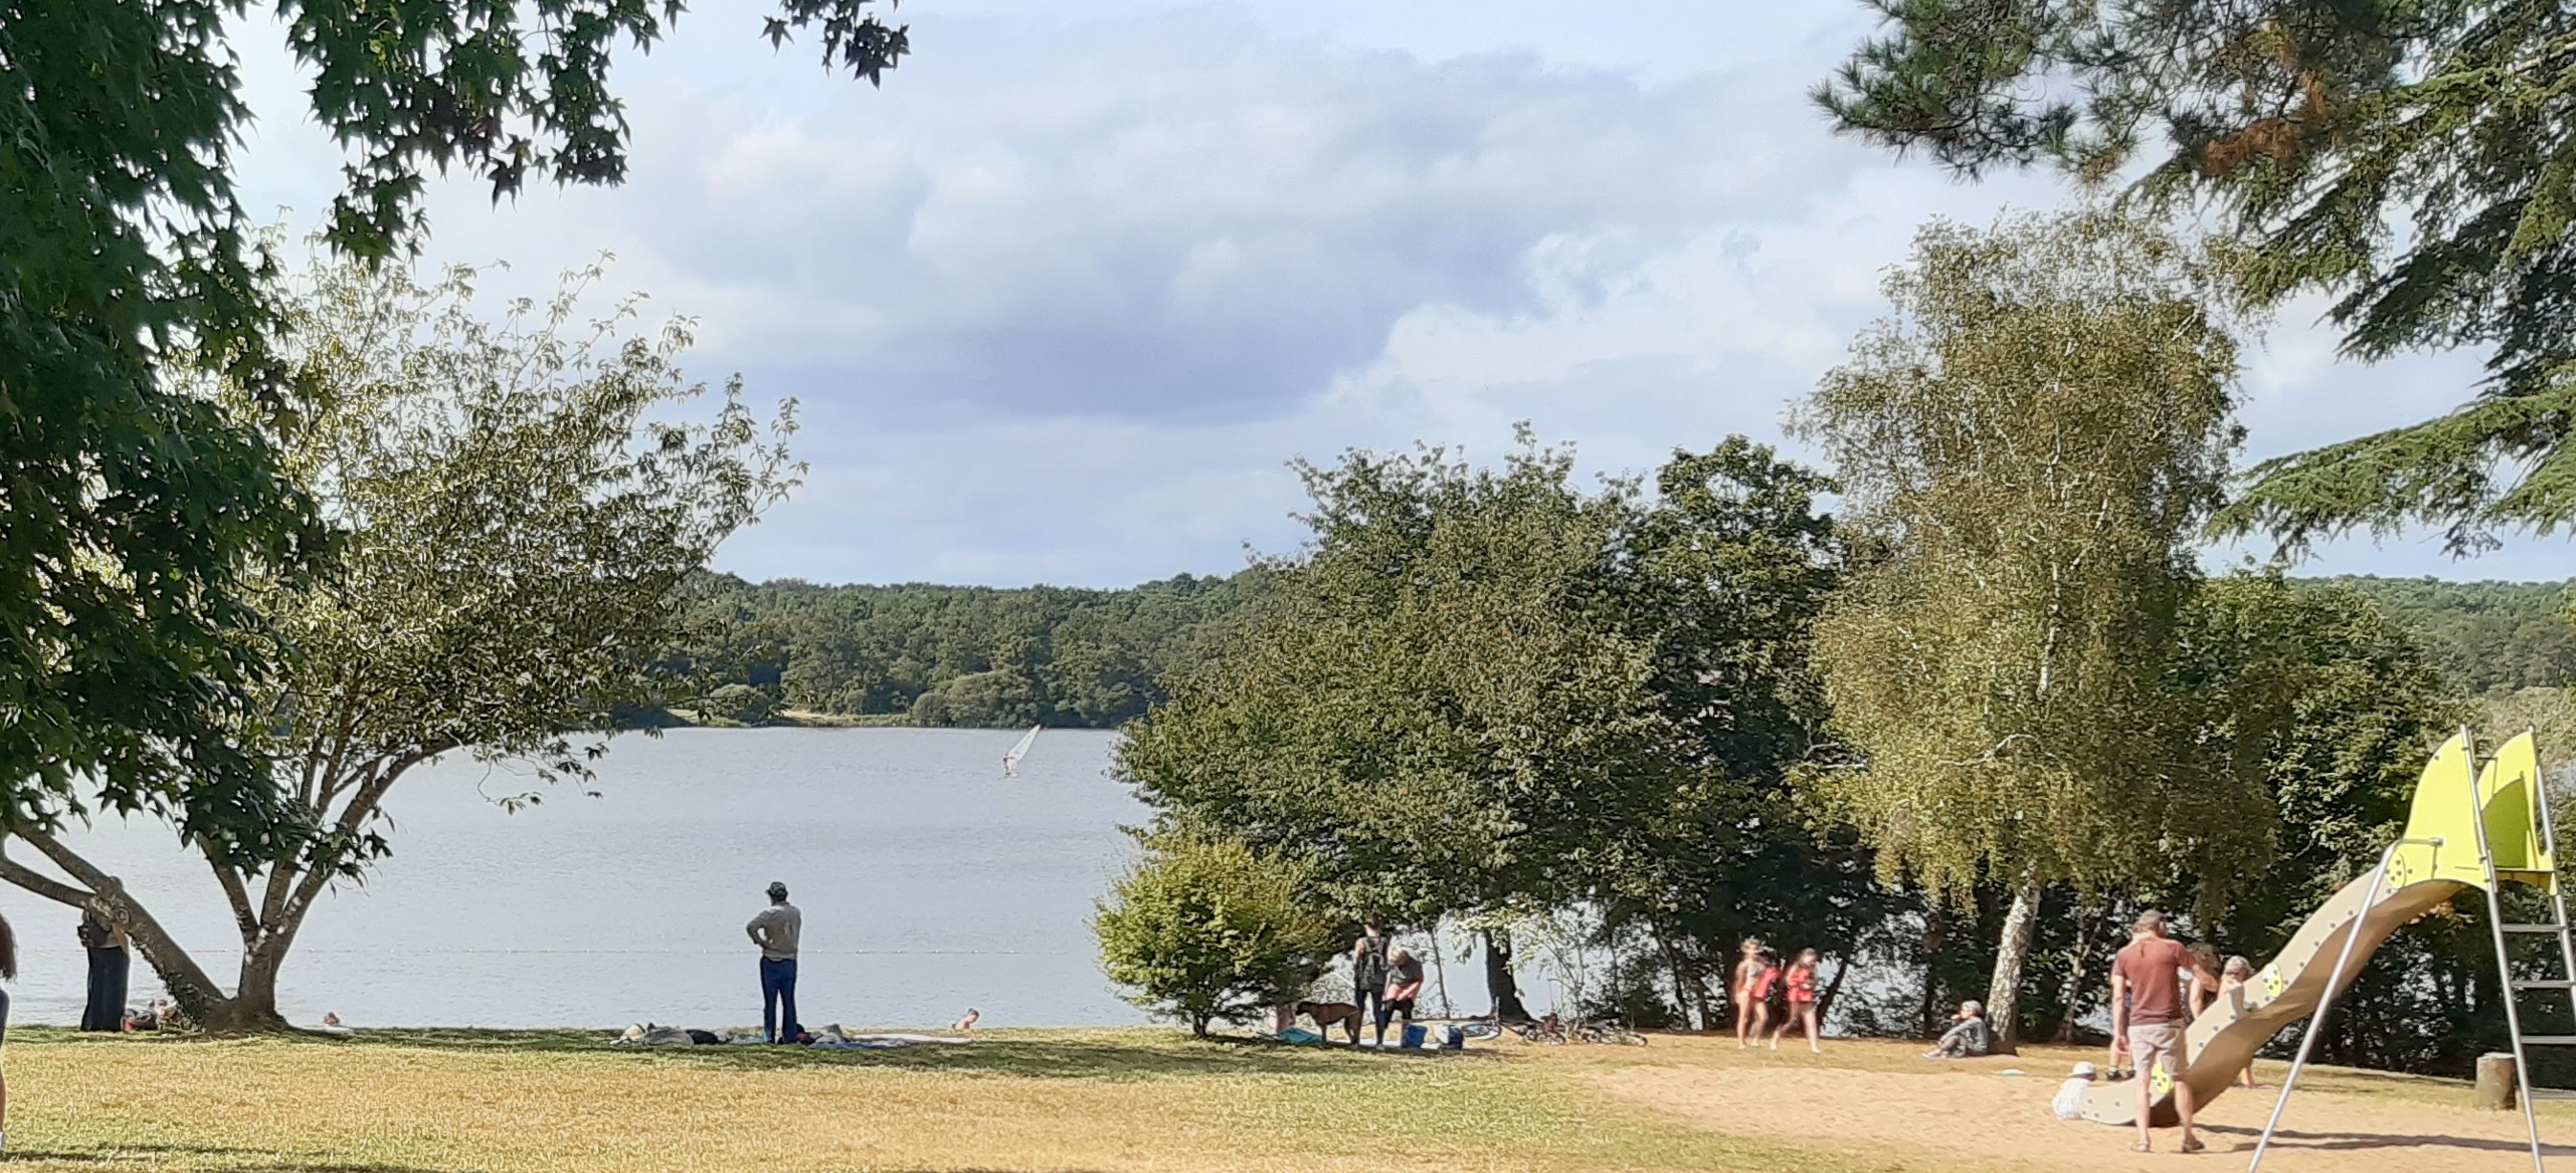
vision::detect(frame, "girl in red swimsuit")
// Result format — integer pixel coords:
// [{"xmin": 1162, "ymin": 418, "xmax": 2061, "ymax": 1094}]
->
[{"xmin": 1771, "ymin": 948, "xmax": 1824, "ymax": 1052}]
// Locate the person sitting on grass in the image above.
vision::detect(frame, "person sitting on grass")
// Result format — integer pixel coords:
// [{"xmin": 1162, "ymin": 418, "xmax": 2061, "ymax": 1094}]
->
[{"xmin": 1921, "ymin": 1000, "xmax": 1988, "ymax": 1058}]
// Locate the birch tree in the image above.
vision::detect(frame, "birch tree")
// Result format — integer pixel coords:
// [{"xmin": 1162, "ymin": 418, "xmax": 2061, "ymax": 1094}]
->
[
  {"xmin": 1794, "ymin": 209, "xmax": 2273, "ymax": 1052},
  {"xmin": 0, "ymin": 254, "xmax": 795, "ymax": 1029}
]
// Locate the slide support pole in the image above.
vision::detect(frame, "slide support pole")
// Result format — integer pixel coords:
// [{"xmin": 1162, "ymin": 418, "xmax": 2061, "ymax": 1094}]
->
[{"xmin": 2247, "ymin": 836, "xmax": 2440, "ymax": 1173}]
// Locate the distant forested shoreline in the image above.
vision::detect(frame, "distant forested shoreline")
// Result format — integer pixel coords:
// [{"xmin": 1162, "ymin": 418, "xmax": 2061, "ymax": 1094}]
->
[
  {"xmin": 657, "ymin": 571, "xmax": 2570, "ymax": 729},
  {"xmin": 657, "ymin": 570, "xmax": 1269, "ymax": 728}
]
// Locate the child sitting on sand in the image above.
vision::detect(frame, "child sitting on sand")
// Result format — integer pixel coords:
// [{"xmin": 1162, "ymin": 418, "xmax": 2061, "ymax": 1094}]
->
[{"xmin": 2054, "ymin": 1062, "xmax": 2097, "ymax": 1119}]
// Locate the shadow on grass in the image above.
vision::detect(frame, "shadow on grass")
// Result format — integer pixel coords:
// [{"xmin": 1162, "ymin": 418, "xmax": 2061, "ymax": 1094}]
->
[
  {"xmin": 344, "ymin": 1028, "xmax": 1501, "ymax": 1077},
  {"xmin": 20, "ymin": 1140, "xmax": 442, "ymax": 1171}
]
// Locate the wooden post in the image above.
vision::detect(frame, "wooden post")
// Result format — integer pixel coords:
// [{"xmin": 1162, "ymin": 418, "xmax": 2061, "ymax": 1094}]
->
[{"xmin": 2477, "ymin": 1052, "xmax": 2519, "ymax": 1111}]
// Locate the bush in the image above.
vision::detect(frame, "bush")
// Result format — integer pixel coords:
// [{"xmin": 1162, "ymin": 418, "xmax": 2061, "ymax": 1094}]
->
[
  {"xmin": 700, "ymin": 683, "xmax": 779, "ymax": 725},
  {"xmin": 1093, "ymin": 838, "xmax": 1337, "ymax": 1036}
]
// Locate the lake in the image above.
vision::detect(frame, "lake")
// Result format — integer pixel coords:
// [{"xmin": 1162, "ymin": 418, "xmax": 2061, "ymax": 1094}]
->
[{"xmin": 10, "ymin": 728, "xmax": 1153, "ymax": 1030}]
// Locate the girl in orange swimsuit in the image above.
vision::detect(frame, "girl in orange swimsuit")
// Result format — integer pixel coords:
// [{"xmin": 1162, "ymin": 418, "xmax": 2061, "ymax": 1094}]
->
[{"xmin": 1771, "ymin": 948, "xmax": 1824, "ymax": 1052}]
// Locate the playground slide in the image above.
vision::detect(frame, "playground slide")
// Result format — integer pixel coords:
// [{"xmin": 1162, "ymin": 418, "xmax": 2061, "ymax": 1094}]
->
[{"xmin": 2082, "ymin": 731, "xmax": 2551, "ymax": 1127}]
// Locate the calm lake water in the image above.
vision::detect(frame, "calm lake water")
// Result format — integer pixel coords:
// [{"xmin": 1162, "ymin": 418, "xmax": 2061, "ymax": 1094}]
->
[{"xmin": 10, "ymin": 728, "xmax": 1153, "ymax": 1030}]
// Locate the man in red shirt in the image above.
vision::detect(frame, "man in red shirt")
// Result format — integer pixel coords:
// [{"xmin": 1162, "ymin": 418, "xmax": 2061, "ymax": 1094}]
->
[{"xmin": 2109, "ymin": 909, "xmax": 2200, "ymax": 1153}]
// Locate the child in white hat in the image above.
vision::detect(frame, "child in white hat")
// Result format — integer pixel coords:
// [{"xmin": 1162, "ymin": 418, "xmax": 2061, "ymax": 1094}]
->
[{"xmin": 2053, "ymin": 1062, "xmax": 2098, "ymax": 1120}]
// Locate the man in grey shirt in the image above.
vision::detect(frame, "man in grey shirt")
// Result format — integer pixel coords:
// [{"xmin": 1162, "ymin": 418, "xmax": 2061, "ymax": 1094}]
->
[{"xmin": 747, "ymin": 881, "xmax": 803, "ymax": 1043}]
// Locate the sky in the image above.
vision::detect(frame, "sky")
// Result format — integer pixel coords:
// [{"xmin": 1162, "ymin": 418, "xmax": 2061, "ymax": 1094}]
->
[{"xmin": 226, "ymin": 0, "xmax": 2564, "ymax": 587}]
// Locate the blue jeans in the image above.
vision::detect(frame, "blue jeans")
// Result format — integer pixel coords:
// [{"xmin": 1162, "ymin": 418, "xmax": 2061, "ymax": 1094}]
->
[{"xmin": 761, "ymin": 957, "xmax": 801, "ymax": 1042}]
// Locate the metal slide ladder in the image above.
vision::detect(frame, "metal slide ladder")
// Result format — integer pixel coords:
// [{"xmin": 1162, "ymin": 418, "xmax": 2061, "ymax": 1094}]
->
[{"xmin": 2481, "ymin": 728, "xmax": 2574, "ymax": 1173}]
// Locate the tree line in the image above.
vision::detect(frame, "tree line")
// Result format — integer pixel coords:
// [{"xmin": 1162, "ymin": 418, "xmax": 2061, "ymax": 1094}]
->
[
  {"xmin": 661, "ymin": 572, "xmax": 1264, "ymax": 728},
  {"xmin": 657, "ymin": 571, "xmax": 2574, "ymax": 731}
]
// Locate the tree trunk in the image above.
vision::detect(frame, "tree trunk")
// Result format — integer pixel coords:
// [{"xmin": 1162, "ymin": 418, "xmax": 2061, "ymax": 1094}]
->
[
  {"xmin": 1654, "ymin": 929, "xmax": 1699, "ymax": 1030},
  {"xmin": 1986, "ymin": 880, "xmax": 2043, "ymax": 1056},
  {"xmin": 1482, "ymin": 928, "xmax": 1533, "ymax": 1022},
  {"xmin": 2051, "ymin": 899, "xmax": 2099, "ymax": 1044},
  {"xmin": 0, "ymin": 834, "xmax": 303, "ymax": 1032},
  {"xmin": 1918, "ymin": 909, "xmax": 1945, "ymax": 1036},
  {"xmin": 1816, "ymin": 952, "xmax": 1851, "ymax": 1025}
]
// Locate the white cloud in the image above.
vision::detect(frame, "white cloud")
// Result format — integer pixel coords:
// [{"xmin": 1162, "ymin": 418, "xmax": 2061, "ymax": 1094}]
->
[{"xmin": 223, "ymin": 2, "xmax": 2563, "ymax": 586}]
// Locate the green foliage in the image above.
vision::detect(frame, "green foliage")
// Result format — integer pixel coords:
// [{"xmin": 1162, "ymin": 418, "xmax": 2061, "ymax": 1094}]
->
[
  {"xmin": 0, "ymin": 0, "xmax": 901, "ymax": 963},
  {"xmin": 667, "ymin": 572, "xmax": 1264, "ymax": 727},
  {"xmin": 1796, "ymin": 209, "xmax": 2265, "ymax": 905},
  {"xmin": 1588, "ymin": 441, "xmax": 1901, "ymax": 1028},
  {"xmin": 0, "ymin": 5, "xmax": 320, "ymax": 855},
  {"xmin": 700, "ymin": 684, "xmax": 783, "ymax": 727},
  {"xmin": 1118, "ymin": 433, "xmax": 1708, "ymax": 928},
  {"xmin": 1817, "ymin": 0, "xmax": 2576, "ymax": 552},
  {"xmin": 2143, "ymin": 575, "xmax": 2475, "ymax": 1073},
  {"xmin": 0, "ymin": 251, "xmax": 795, "ymax": 1027},
  {"xmin": 1093, "ymin": 837, "xmax": 1337, "ymax": 1037},
  {"xmin": 2328, "ymin": 576, "xmax": 2576, "ymax": 695},
  {"xmin": 1118, "ymin": 432, "xmax": 1860, "ymax": 1025}
]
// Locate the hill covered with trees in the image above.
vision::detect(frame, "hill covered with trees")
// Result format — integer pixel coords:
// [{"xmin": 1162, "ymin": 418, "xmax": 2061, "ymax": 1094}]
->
[
  {"xmin": 2328, "ymin": 576, "xmax": 2576, "ymax": 695},
  {"xmin": 661, "ymin": 571, "xmax": 2573, "ymax": 728},
  {"xmin": 663, "ymin": 570, "xmax": 1267, "ymax": 728}
]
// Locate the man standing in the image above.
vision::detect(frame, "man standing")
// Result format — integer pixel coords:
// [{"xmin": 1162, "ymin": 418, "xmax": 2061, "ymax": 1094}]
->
[
  {"xmin": 2110, "ymin": 910, "xmax": 2199, "ymax": 1153},
  {"xmin": 1350, "ymin": 919, "xmax": 1389, "ymax": 1044},
  {"xmin": 1378, "ymin": 946, "xmax": 1426, "ymax": 1047},
  {"xmin": 747, "ymin": 881, "xmax": 803, "ymax": 1044}
]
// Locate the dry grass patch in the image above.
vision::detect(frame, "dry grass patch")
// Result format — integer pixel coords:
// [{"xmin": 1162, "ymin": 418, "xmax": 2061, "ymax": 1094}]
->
[{"xmin": 0, "ymin": 1028, "xmax": 1885, "ymax": 1173}]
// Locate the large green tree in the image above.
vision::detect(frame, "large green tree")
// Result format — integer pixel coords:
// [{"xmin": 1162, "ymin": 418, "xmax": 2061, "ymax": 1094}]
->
[
  {"xmin": 1118, "ymin": 434, "xmax": 1710, "ymax": 1020},
  {"xmin": 1587, "ymin": 440, "xmax": 1886, "ymax": 1029},
  {"xmin": 1795, "ymin": 209, "xmax": 2271, "ymax": 1052},
  {"xmin": 0, "ymin": 254, "xmax": 794, "ymax": 1029},
  {"xmin": 0, "ymin": 0, "xmax": 903, "ymax": 904},
  {"xmin": 1818, "ymin": 0, "xmax": 2576, "ymax": 553}
]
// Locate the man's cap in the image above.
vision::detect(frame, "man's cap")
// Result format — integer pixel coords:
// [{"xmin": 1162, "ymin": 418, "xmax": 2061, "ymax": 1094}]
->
[
  {"xmin": 2073, "ymin": 1062, "xmax": 2098, "ymax": 1077},
  {"xmin": 766, "ymin": 881, "xmax": 788, "ymax": 898}
]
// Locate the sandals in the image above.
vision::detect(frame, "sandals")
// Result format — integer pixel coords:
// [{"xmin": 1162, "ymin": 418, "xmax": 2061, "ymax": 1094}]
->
[
  {"xmin": 2132, "ymin": 1141, "xmax": 2152, "ymax": 1153},
  {"xmin": 2181, "ymin": 1139, "xmax": 2207, "ymax": 1155}
]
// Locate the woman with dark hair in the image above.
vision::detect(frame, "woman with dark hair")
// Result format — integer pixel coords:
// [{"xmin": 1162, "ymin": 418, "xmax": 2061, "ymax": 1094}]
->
[{"xmin": 78, "ymin": 908, "xmax": 127, "ymax": 1033}]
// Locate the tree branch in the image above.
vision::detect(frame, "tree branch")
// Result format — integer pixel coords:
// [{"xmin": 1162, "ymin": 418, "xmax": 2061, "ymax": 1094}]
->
[
  {"xmin": 16, "ymin": 829, "xmax": 233, "ymax": 1012},
  {"xmin": 0, "ymin": 840, "xmax": 95, "ymax": 907}
]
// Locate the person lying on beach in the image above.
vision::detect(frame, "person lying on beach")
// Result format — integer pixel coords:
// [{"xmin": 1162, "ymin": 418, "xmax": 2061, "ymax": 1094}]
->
[{"xmin": 1921, "ymin": 1000, "xmax": 1988, "ymax": 1058}]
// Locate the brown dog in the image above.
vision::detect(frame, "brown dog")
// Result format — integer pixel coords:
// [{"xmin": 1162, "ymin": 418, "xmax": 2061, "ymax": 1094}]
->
[{"xmin": 1292, "ymin": 1000, "xmax": 1364, "ymax": 1044}]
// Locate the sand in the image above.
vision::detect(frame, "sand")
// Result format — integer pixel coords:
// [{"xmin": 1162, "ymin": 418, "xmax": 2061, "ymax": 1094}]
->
[{"xmin": 1582, "ymin": 1035, "xmax": 2576, "ymax": 1172}]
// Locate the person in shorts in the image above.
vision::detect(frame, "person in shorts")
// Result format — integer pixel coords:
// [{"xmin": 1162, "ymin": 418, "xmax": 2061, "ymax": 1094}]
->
[
  {"xmin": 1377, "ymin": 946, "xmax": 1425, "ymax": 1047},
  {"xmin": 2110, "ymin": 909, "xmax": 2199, "ymax": 1154}
]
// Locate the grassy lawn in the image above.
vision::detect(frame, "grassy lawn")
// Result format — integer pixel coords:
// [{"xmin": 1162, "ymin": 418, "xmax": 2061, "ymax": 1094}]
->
[
  {"xmin": 2, "ymin": 1027, "xmax": 2551, "ymax": 1172},
  {"xmin": 0, "ymin": 1027, "xmax": 1876, "ymax": 1173}
]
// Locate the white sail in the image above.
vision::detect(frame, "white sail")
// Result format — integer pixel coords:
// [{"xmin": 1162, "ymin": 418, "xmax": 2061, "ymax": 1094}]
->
[{"xmin": 1002, "ymin": 724, "xmax": 1041, "ymax": 777}]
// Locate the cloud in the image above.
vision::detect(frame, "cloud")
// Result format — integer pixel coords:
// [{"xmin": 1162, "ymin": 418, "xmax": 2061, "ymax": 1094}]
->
[
  {"xmin": 383, "ymin": 9, "xmax": 1925, "ymax": 429},
  {"xmin": 223, "ymin": 3, "xmax": 2551, "ymax": 586}
]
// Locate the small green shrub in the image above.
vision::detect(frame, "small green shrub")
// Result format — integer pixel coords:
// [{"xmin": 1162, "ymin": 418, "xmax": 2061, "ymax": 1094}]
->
[{"xmin": 1093, "ymin": 838, "xmax": 1336, "ymax": 1036}]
